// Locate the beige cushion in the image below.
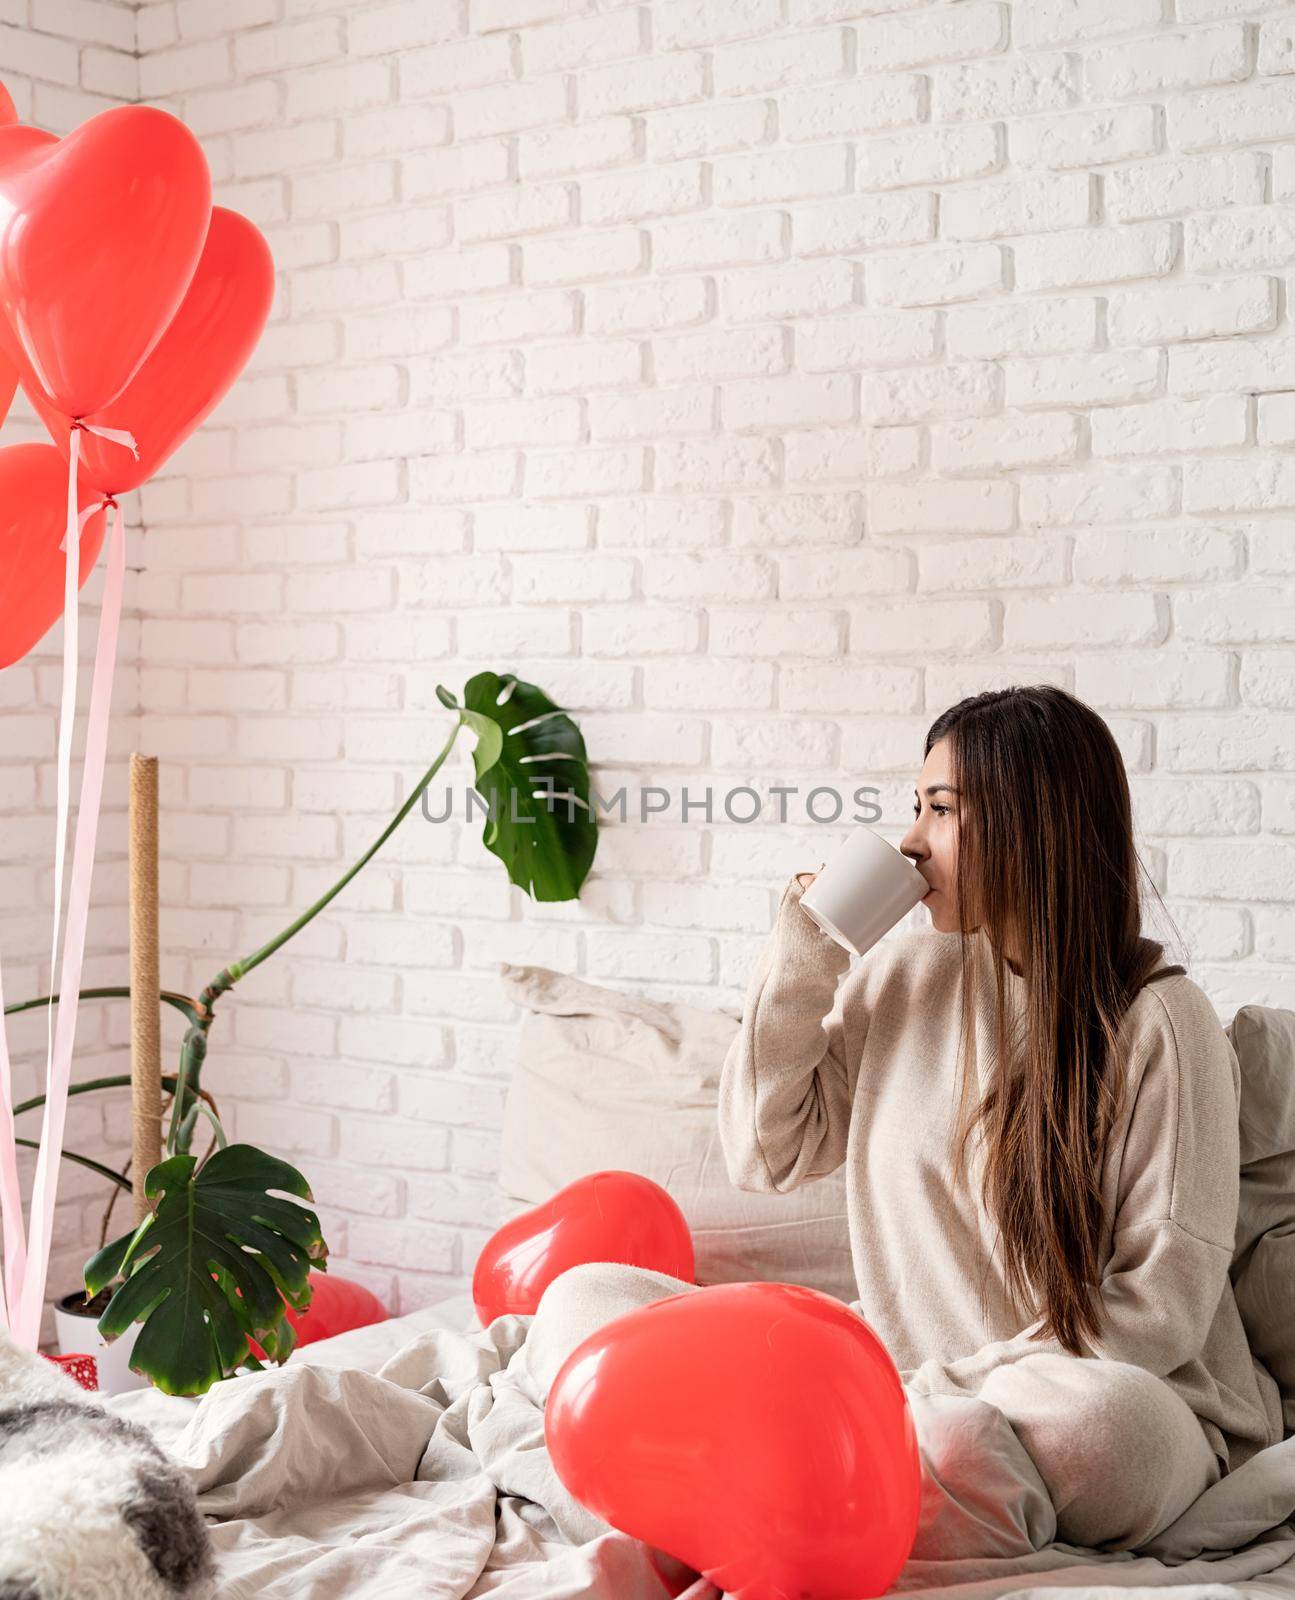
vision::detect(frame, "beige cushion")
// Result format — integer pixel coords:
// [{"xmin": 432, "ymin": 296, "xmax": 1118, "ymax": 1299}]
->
[
  {"xmin": 1225, "ymin": 1003, "xmax": 1295, "ymax": 1436},
  {"xmin": 496, "ymin": 962, "xmax": 857, "ymax": 1304}
]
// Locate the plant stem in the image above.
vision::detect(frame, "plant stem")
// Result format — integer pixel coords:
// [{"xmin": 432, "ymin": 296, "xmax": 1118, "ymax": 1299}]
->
[
  {"xmin": 212, "ymin": 720, "xmax": 462, "ymax": 994},
  {"xmin": 12, "ymin": 1074, "xmax": 134, "ymax": 1118},
  {"xmin": 13, "ymin": 1073, "xmax": 194, "ymax": 1120},
  {"xmin": 166, "ymin": 1026, "xmax": 207, "ymax": 1156},
  {"xmin": 100, "ymin": 1088, "xmax": 222, "ymax": 1247},
  {"xmin": 13, "ymin": 1138, "xmax": 130, "ymax": 1192},
  {"xmin": 15, "ymin": 1068, "xmax": 214, "ymax": 1217},
  {"xmin": 12, "ymin": 1076, "xmax": 212, "ymax": 1219},
  {"xmin": 168, "ymin": 719, "xmax": 463, "ymax": 1156},
  {"xmin": 4, "ymin": 987, "xmax": 202, "ymax": 1025}
]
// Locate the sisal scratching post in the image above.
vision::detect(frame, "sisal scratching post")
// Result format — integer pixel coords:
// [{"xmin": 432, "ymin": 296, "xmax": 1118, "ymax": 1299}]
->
[{"xmin": 128, "ymin": 754, "xmax": 162, "ymax": 1225}]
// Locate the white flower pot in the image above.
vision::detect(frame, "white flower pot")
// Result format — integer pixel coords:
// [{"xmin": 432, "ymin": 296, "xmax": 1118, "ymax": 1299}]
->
[{"xmin": 54, "ymin": 1290, "xmax": 149, "ymax": 1395}]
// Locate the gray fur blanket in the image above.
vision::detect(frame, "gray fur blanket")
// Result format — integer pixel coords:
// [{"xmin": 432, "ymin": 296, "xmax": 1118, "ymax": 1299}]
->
[{"xmin": 0, "ymin": 1332, "xmax": 211, "ymax": 1600}]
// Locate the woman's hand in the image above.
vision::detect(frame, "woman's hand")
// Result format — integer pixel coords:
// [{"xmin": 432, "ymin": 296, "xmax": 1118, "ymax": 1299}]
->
[{"xmin": 794, "ymin": 868, "xmax": 820, "ymax": 891}]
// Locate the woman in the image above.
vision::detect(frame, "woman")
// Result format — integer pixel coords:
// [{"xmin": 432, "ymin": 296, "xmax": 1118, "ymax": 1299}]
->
[{"xmin": 524, "ymin": 686, "xmax": 1283, "ymax": 1555}]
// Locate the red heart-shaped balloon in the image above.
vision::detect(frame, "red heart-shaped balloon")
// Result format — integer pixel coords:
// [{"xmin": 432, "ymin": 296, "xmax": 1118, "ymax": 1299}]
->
[
  {"xmin": 244, "ymin": 1270, "xmax": 389, "ymax": 1361},
  {"xmin": 0, "ymin": 345, "xmax": 14, "ymax": 433},
  {"xmin": 25, "ymin": 206, "xmax": 274, "ymax": 497},
  {"xmin": 546, "ymin": 1281, "xmax": 922, "ymax": 1600},
  {"xmin": 0, "ymin": 442, "xmax": 109, "ymax": 669},
  {"xmin": 472, "ymin": 1170, "xmax": 694, "ymax": 1328},
  {"xmin": 0, "ymin": 120, "xmax": 56, "ymax": 170},
  {"xmin": 0, "ymin": 104, "xmax": 211, "ymax": 416},
  {"xmin": 0, "ymin": 120, "xmax": 48, "ymax": 434}
]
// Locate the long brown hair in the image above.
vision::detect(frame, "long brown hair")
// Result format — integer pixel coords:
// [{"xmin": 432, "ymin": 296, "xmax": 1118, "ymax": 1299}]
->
[{"xmin": 929, "ymin": 686, "xmax": 1188, "ymax": 1356}]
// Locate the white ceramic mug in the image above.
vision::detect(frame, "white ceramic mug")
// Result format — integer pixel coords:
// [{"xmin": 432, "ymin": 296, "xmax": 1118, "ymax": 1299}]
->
[{"xmin": 797, "ymin": 826, "xmax": 930, "ymax": 957}]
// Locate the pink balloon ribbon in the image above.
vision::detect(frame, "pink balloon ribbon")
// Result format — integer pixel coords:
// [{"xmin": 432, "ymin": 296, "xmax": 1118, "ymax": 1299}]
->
[
  {"xmin": 43, "ymin": 428, "xmax": 133, "ymax": 1178},
  {"xmin": 0, "ymin": 952, "xmax": 27, "ymax": 1330},
  {"xmin": 39, "ymin": 429, "xmax": 84, "ymax": 1286},
  {"xmin": 4, "ymin": 422, "xmax": 132, "ymax": 1348}
]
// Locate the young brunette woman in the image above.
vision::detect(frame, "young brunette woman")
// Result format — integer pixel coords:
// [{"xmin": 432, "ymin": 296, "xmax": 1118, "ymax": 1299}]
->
[{"xmin": 520, "ymin": 686, "xmax": 1282, "ymax": 1556}]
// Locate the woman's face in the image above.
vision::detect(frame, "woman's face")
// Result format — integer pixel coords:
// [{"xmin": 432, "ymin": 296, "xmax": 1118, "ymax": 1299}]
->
[{"xmin": 899, "ymin": 737, "xmax": 961, "ymax": 932}]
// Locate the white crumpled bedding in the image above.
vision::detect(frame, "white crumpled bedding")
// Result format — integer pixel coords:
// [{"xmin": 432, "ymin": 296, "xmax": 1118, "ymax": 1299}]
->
[{"xmin": 105, "ymin": 1292, "xmax": 1295, "ymax": 1600}]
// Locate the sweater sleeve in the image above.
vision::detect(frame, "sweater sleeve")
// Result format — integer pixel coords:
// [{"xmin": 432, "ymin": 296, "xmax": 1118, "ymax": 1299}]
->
[
  {"xmin": 717, "ymin": 871, "xmax": 870, "ymax": 1194},
  {"xmin": 899, "ymin": 981, "xmax": 1241, "ymax": 1397}
]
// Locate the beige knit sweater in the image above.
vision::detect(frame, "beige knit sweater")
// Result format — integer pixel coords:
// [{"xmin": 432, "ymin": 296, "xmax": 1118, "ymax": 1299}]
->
[{"xmin": 717, "ymin": 872, "xmax": 1285, "ymax": 1473}]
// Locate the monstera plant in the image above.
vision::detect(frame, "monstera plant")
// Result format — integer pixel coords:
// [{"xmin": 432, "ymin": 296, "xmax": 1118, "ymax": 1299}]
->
[{"xmin": 6, "ymin": 671, "xmax": 597, "ymax": 1395}]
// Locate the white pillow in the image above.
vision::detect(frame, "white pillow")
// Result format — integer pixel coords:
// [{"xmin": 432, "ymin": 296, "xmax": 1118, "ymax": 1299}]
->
[
  {"xmin": 1226, "ymin": 1002, "xmax": 1295, "ymax": 1436},
  {"xmin": 496, "ymin": 962, "xmax": 857, "ymax": 1304}
]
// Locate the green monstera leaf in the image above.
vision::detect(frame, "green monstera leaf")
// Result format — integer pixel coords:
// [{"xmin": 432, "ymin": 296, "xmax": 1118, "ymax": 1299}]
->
[
  {"xmin": 83, "ymin": 1143, "xmax": 327, "ymax": 1396},
  {"xmin": 437, "ymin": 670, "xmax": 597, "ymax": 901}
]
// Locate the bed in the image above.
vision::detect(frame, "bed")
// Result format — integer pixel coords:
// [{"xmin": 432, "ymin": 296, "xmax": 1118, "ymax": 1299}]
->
[
  {"xmin": 101, "ymin": 1283, "xmax": 1295, "ymax": 1600},
  {"xmin": 100, "ymin": 959, "xmax": 1295, "ymax": 1600}
]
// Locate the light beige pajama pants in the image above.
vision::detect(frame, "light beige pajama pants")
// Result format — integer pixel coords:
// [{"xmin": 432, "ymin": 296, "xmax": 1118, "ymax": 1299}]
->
[{"xmin": 518, "ymin": 1261, "xmax": 1223, "ymax": 1559}]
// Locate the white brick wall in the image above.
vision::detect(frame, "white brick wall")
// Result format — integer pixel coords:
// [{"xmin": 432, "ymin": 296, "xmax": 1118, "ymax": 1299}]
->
[{"xmin": 4, "ymin": 0, "xmax": 1295, "ymax": 1328}]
